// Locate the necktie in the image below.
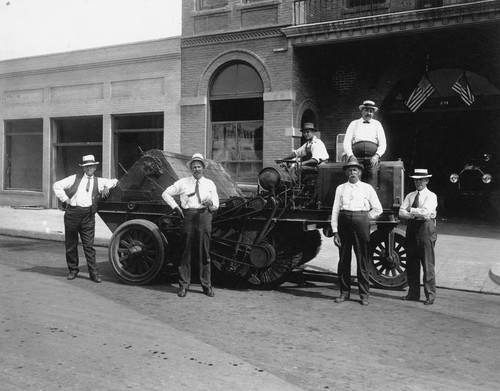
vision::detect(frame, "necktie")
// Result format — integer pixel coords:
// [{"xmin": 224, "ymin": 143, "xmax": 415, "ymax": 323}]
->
[
  {"xmin": 412, "ymin": 191, "xmax": 419, "ymax": 208},
  {"xmin": 195, "ymin": 180, "xmax": 201, "ymax": 203},
  {"xmin": 86, "ymin": 176, "xmax": 91, "ymax": 192}
]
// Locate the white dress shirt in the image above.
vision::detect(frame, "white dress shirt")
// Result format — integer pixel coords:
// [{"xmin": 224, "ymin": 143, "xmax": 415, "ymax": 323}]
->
[
  {"xmin": 53, "ymin": 174, "xmax": 118, "ymax": 207},
  {"xmin": 293, "ymin": 136, "xmax": 329, "ymax": 163},
  {"xmin": 162, "ymin": 176, "xmax": 219, "ymax": 212},
  {"xmin": 343, "ymin": 118, "xmax": 387, "ymax": 158},
  {"xmin": 330, "ymin": 180, "xmax": 383, "ymax": 232},
  {"xmin": 399, "ymin": 187, "xmax": 437, "ymax": 220}
]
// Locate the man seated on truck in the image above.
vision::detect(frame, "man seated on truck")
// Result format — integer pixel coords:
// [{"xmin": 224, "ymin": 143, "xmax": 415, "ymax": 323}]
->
[{"xmin": 276, "ymin": 122, "xmax": 329, "ymax": 169}]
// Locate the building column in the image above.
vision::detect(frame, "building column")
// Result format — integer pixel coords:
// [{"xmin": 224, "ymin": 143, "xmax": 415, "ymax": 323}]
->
[{"xmin": 102, "ymin": 114, "xmax": 113, "ymax": 178}]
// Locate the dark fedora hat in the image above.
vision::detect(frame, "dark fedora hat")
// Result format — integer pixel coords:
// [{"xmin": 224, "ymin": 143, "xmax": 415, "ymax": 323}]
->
[
  {"xmin": 343, "ymin": 156, "xmax": 364, "ymax": 170},
  {"xmin": 300, "ymin": 122, "xmax": 317, "ymax": 132}
]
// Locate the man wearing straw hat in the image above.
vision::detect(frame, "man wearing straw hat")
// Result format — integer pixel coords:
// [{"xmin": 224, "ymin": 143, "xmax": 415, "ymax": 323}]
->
[
  {"xmin": 343, "ymin": 100, "xmax": 387, "ymax": 189},
  {"xmin": 399, "ymin": 168, "xmax": 438, "ymax": 305},
  {"xmin": 162, "ymin": 153, "xmax": 219, "ymax": 298},
  {"xmin": 53, "ymin": 155, "xmax": 118, "ymax": 283}
]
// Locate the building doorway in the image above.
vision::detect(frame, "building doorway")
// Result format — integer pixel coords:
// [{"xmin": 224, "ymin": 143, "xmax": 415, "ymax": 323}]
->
[{"xmin": 209, "ymin": 62, "xmax": 264, "ymax": 183}]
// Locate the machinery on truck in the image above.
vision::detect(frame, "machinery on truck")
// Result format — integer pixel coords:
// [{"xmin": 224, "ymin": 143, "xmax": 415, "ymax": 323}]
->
[{"xmin": 97, "ymin": 149, "xmax": 407, "ymax": 289}]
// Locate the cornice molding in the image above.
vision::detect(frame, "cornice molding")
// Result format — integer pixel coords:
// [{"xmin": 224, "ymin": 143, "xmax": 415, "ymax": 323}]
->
[
  {"xmin": 282, "ymin": 1, "xmax": 500, "ymax": 44},
  {"xmin": 0, "ymin": 52, "xmax": 180, "ymax": 80},
  {"xmin": 181, "ymin": 27, "xmax": 285, "ymax": 48}
]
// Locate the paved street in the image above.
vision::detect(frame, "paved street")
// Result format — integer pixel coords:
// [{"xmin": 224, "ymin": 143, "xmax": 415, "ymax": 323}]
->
[{"xmin": 1, "ymin": 235, "xmax": 499, "ymax": 391}]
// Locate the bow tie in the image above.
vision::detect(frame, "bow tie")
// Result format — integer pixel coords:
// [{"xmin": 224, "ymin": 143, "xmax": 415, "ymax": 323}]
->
[{"xmin": 363, "ymin": 121, "xmax": 370, "ymax": 124}]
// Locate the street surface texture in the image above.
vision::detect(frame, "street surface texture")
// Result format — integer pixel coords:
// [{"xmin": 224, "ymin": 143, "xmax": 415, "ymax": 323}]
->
[{"xmin": 1, "ymin": 235, "xmax": 499, "ymax": 391}]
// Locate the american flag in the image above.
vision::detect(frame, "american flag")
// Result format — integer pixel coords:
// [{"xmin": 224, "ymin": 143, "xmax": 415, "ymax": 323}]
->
[
  {"xmin": 452, "ymin": 71, "xmax": 475, "ymax": 106},
  {"xmin": 405, "ymin": 74, "xmax": 435, "ymax": 112}
]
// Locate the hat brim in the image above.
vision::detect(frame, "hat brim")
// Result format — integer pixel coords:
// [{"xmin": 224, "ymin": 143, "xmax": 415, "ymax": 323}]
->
[
  {"xmin": 343, "ymin": 163, "xmax": 364, "ymax": 170},
  {"xmin": 79, "ymin": 162, "xmax": 99, "ymax": 166},
  {"xmin": 410, "ymin": 174, "xmax": 432, "ymax": 179},
  {"xmin": 359, "ymin": 105, "xmax": 378, "ymax": 112},
  {"xmin": 186, "ymin": 158, "xmax": 208, "ymax": 169}
]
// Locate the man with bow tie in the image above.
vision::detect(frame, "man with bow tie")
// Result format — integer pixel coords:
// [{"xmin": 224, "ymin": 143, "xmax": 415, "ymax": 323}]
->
[
  {"xmin": 53, "ymin": 155, "xmax": 118, "ymax": 283},
  {"xmin": 343, "ymin": 100, "xmax": 387, "ymax": 189},
  {"xmin": 399, "ymin": 168, "xmax": 438, "ymax": 305},
  {"xmin": 162, "ymin": 153, "xmax": 219, "ymax": 298}
]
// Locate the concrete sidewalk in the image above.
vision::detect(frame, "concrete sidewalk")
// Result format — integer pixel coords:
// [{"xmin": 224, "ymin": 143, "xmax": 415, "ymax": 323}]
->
[{"xmin": 1, "ymin": 205, "xmax": 499, "ymax": 295}]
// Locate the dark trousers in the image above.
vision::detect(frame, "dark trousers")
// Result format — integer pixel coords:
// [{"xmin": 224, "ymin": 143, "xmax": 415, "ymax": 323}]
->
[
  {"xmin": 359, "ymin": 159, "xmax": 379, "ymax": 190},
  {"xmin": 64, "ymin": 206, "xmax": 97, "ymax": 275},
  {"xmin": 406, "ymin": 220, "xmax": 437, "ymax": 300},
  {"xmin": 353, "ymin": 141, "xmax": 379, "ymax": 190},
  {"xmin": 337, "ymin": 211, "xmax": 371, "ymax": 299},
  {"xmin": 178, "ymin": 209, "xmax": 213, "ymax": 289}
]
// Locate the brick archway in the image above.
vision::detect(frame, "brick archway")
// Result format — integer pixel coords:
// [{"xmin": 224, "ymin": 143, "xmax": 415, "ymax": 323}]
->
[{"xmin": 197, "ymin": 49, "xmax": 272, "ymax": 97}]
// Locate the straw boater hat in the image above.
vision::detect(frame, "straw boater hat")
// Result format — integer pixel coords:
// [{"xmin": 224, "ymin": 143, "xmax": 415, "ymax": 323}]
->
[
  {"xmin": 359, "ymin": 100, "xmax": 379, "ymax": 112},
  {"xmin": 186, "ymin": 153, "xmax": 208, "ymax": 169},
  {"xmin": 410, "ymin": 168, "xmax": 432, "ymax": 179},
  {"xmin": 300, "ymin": 122, "xmax": 317, "ymax": 132},
  {"xmin": 79, "ymin": 155, "xmax": 99, "ymax": 166},
  {"xmin": 343, "ymin": 156, "xmax": 364, "ymax": 171}
]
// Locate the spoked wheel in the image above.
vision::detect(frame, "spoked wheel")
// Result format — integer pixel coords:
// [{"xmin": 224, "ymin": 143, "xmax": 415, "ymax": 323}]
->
[
  {"xmin": 369, "ymin": 228, "xmax": 408, "ymax": 290},
  {"xmin": 248, "ymin": 228, "xmax": 306, "ymax": 289},
  {"xmin": 108, "ymin": 219, "xmax": 165, "ymax": 285}
]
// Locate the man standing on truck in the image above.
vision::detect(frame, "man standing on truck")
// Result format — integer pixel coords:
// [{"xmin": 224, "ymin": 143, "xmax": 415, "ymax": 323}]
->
[
  {"xmin": 331, "ymin": 156, "xmax": 383, "ymax": 305},
  {"xmin": 343, "ymin": 100, "xmax": 386, "ymax": 189},
  {"xmin": 53, "ymin": 154, "xmax": 118, "ymax": 283},
  {"xmin": 162, "ymin": 153, "xmax": 219, "ymax": 298},
  {"xmin": 399, "ymin": 168, "xmax": 438, "ymax": 305}
]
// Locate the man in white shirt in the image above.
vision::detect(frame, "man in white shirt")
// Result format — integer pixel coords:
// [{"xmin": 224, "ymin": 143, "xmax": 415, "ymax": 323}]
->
[
  {"xmin": 162, "ymin": 153, "xmax": 219, "ymax": 298},
  {"xmin": 343, "ymin": 100, "xmax": 387, "ymax": 189},
  {"xmin": 331, "ymin": 156, "xmax": 383, "ymax": 305},
  {"xmin": 399, "ymin": 168, "xmax": 438, "ymax": 305},
  {"xmin": 277, "ymin": 122, "xmax": 329, "ymax": 168},
  {"xmin": 53, "ymin": 155, "xmax": 118, "ymax": 283}
]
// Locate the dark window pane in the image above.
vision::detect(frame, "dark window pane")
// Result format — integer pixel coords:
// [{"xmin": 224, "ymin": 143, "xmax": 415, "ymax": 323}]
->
[{"xmin": 4, "ymin": 119, "xmax": 43, "ymax": 191}]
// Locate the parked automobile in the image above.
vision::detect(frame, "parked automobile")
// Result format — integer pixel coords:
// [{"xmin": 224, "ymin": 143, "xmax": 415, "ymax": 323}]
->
[{"xmin": 443, "ymin": 153, "xmax": 499, "ymax": 219}]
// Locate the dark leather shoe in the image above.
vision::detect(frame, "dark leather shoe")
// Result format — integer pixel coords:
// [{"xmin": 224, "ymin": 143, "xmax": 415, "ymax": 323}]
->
[
  {"xmin": 178, "ymin": 288, "xmax": 187, "ymax": 297},
  {"xmin": 401, "ymin": 295, "xmax": 420, "ymax": 301},
  {"xmin": 360, "ymin": 298, "xmax": 369, "ymax": 306},
  {"xmin": 67, "ymin": 272, "xmax": 78, "ymax": 280},
  {"xmin": 424, "ymin": 299, "xmax": 434, "ymax": 305},
  {"xmin": 203, "ymin": 287, "xmax": 214, "ymax": 297},
  {"xmin": 334, "ymin": 295, "xmax": 349, "ymax": 303},
  {"xmin": 90, "ymin": 274, "xmax": 101, "ymax": 283}
]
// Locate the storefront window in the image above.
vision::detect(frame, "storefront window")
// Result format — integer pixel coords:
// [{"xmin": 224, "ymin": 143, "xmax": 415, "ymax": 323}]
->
[
  {"xmin": 212, "ymin": 121, "xmax": 263, "ymax": 182},
  {"xmin": 113, "ymin": 113, "xmax": 164, "ymax": 174},
  {"xmin": 53, "ymin": 116, "xmax": 103, "ymax": 181},
  {"xmin": 210, "ymin": 63, "xmax": 264, "ymax": 183},
  {"xmin": 4, "ymin": 119, "xmax": 43, "ymax": 191},
  {"xmin": 198, "ymin": 0, "xmax": 228, "ymax": 10}
]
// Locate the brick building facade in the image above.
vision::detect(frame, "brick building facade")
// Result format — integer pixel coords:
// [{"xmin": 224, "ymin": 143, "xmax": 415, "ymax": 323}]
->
[
  {"xmin": 180, "ymin": 0, "xmax": 500, "ymax": 202},
  {"xmin": 0, "ymin": 38, "xmax": 180, "ymax": 208},
  {"xmin": 1, "ymin": 1, "xmax": 499, "ymax": 210}
]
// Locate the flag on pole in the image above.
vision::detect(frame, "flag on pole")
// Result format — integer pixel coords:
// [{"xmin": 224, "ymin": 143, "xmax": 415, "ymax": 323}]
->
[
  {"xmin": 452, "ymin": 71, "xmax": 475, "ymax": 106},
  {"xmin": 405, "ymin": 74, "xmax": 435, "ymax": 112}
]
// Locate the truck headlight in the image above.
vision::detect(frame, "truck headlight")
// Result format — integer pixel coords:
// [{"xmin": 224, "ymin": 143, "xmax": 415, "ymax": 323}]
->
[
  {"xmin": 449, "ymin": 173, "xmax": 459, "ymax": 183},
  {"xmin": 482, "ymin": 173, "xmax": 492, "ymax": 184}
]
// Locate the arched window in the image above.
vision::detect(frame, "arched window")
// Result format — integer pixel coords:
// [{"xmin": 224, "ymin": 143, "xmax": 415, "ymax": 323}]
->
[{"xmin": 209, "ymin": 62, "xmax": 264, "ymax": 183}]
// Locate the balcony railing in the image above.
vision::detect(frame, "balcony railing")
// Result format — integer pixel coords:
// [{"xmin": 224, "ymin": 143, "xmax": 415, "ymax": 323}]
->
[{"xmin": 293, "ymin": 0, "xmax": 488, "ymax": 25}]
